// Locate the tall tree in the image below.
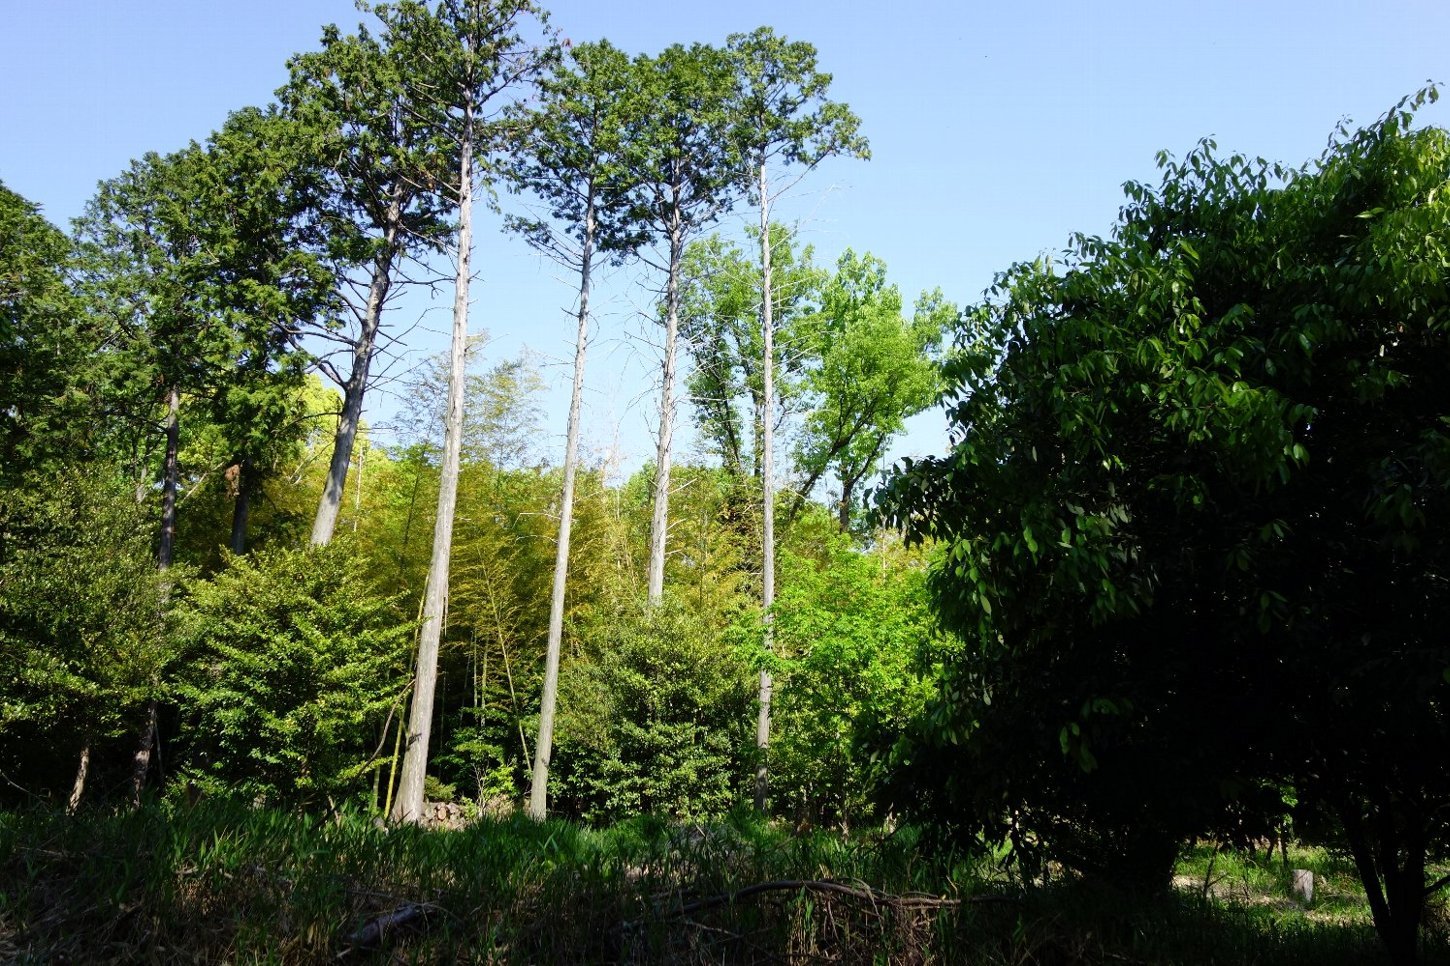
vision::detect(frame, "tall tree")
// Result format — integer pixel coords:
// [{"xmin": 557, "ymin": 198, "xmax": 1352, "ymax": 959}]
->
[
  {"xmin": 280, "ymin": 16, "xmax": 454, "ymax": 546},
  {"xmin": 388, "ymin": 0, "xmax": 551, "ymax": 825},
  {"xmin": 626, "ymin": 43, "xmax": 744, "ymax": 605},
  {"xmin": 501, "ymin": 39, "xmax": 643, "ymax": 819},
  {"xmin": 878, "ymin": 92, "xmax": 1450, "ymax": 962},
  {"xmin": 724, "ymin": 26, "xmax": 867, "ymax": 809},
  {"xmin": 76, "ymin": 118, "xmax": 332, "ymax": 796}
]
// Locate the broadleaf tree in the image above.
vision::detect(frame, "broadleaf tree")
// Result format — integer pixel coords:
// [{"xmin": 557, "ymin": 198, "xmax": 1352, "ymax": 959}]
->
[{"xmin": 877, "ymin": 90, "xmax": 1450, "ymax": 963}]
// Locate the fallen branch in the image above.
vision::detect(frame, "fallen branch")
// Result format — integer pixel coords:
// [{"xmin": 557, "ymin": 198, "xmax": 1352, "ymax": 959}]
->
[
  {"xmin": 655, "ymin": 879, "xmax": 1016, "ymax": 920},
  {"xmin": 340, "ymin": 903, "xmax": 429, "ymax": 954}
]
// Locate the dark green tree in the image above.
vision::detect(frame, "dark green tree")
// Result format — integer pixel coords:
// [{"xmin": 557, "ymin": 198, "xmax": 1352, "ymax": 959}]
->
[
  {"xmin": 878, "ymin": 91, "xmax": 1450, "ymax": 962},
  {"xmin": 625, "ymin": 42, "xmax": 746, "ymax": 605},
  {"xmin": 279, "ymin": 13, "xmax": 455, "ymax": 545},
  {"xmin": 0, "ymin": 184, "xmax": 96, "ymax": 483},
  {"xmin": 0, "ymin": 470, "xmax": 170, "ymax": 809},
  {"xmin": 553, "ymin": 600, "xmax": 753, "ymax": 822}
]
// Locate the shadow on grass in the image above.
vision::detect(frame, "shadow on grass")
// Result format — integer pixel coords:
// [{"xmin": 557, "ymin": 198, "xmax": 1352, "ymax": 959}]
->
[{"xmin": 1, "ymin": 801, "xmax": 1444, "ymax": 963}]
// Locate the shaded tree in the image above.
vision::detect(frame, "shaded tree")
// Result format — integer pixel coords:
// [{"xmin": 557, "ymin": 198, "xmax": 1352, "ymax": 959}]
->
[{"xmin": 878, "ymin": 91, "xmax": 1450, "ymax": 961}]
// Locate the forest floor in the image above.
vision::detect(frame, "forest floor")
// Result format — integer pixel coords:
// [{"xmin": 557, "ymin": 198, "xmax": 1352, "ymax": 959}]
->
[{"xmin": 1, "ymin": 801, "xmax": 1447, "ymax": 964}]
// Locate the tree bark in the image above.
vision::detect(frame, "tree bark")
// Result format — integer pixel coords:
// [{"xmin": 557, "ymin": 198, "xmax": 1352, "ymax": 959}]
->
[
  {"xmin": 129, "ymin": 699, "xmax": 158, "ymax": 807},
  {"xmin": 1342, "ymin": 801, "xmax": 1425, "ymax": 965},
  {"xmin": 755, "ymin": 162, "xmax": 775, "ymax": 813},
  {"xmin": 311, "ymin": 194, "xmax": 400, "ymax": 546},
  {"xmin": 529, "ymin": 195, "xmax": 596, "ymax": 821},
  {"xmin": 392, "ymin": 127, "xmax": 472, "ymax": 824},
  {"xmin": 67, "ymin": 741, "xmax": 90, "ymax": 815},
  {"xmin": 157, "ymin": 386, "xmax": 180, "ymax": 569},
  {"xmin": 229, "ymin": 458, "xmax": 256, "ymax": 554},
  {"xmin": 647, "ymin": 206, "xmax": 685, "ymax": 606}
]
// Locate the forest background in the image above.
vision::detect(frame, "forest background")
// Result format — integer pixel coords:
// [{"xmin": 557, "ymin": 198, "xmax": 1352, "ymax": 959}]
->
[{"xmin": 4, "ymin": 3, "xmax": 1450, "ymax": 964}]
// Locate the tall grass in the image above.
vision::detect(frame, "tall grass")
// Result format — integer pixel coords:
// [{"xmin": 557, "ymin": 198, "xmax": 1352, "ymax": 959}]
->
[{"xmin": 1, "ymin": 802, "xmax": 1445, "ymax": 963}]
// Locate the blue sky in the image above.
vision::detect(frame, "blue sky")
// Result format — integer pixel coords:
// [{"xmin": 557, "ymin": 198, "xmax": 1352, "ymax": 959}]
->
[{"xmin": 4, "ymin": 0, "xmax": 1447, "ymax": 480}]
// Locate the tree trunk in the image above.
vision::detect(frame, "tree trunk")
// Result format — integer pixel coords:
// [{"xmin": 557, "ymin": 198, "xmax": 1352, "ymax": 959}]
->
[
  {"xmin": 133, "ymin": 386, "xmax": 180, "ymax": 804},
  {"xmin": 67, "ymin": 741, "xmax": 90, "ymax": 815},
  {"xmin": 129, "ymin": 699, "xmax": 158, "ymax": 807},
  {"xmin": 838, "ymin": 475, "xmax": 854, "ymax": 531},
  {"xmin": 157, "ymin": 386, "xmax": 180, "ymax": 569},
  {"xmin": 229, "ymin": 457, "xmax": 256, "ymax": 554},
  {"xmin": 647, "ymin": 212, "xmax": 685, "ymax": 606},
  {"xmin": 311, "ymin": 196, "xmax": 400, "ymax": 546},
  {"xmin": 392, "ymin": 129, "xmax": 472, "ymax": 824},
  {"xmin": 1342, "ymin": 801, "xmax": 1425, "ymax": 965},
  {"xmin": 755, "ymin": 163, "xmax": 775, "ymax": 813},
  {"xmin": 529, "ymin": 196, "xmax": 596, "ymax": 821}
]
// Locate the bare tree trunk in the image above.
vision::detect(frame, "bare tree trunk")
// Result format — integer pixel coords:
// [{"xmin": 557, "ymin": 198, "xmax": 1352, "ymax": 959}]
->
[
  {"xmin": 529, "ymin": 198, "xmax": 597, "ymax": 821},
  {"xmin": 129, "ymin": 699, "xmax": 159, "ymax": 807},
  {"xmin": 157, "ymin": 386, "xmax": 180, "ymax": 569},
  {"xmin": 392, "ymin": 130, "xmax": 472, "ymax": 824},
  {"xmin": 229, "ymin": 458, "xmax": 255, "ymax": 554},
  {"xmin": 312, "ymin": 197, "xmax": 400, "ymax": 546},
  {"xmin": 647, "ymin": 213, "xmax": 685, "ymax": 605},
  {"xmin": 132, "ymin": 386, "xmax": 181, "ymax": 803},
  {"xmin": 67, "ymin": 742, "xmax": 90, "ymax": 815},
  {"xmin": 755, "ymin": 163, "xmax": 775, "ymax": 813},
  {"xmin": 838, "ymin": 476, "xmax": 854, "ymax": 532}
]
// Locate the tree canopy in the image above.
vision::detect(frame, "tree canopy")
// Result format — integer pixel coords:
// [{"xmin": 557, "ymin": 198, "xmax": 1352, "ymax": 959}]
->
[{"xmin": 878, "ymin": 89, "xmax": 1450, "ymax": 961}]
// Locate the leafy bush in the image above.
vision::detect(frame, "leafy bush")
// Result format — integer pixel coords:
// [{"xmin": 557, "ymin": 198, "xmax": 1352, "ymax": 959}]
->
[
  {"xmin": 770, "ymin": 533, "xmax": 956, "ymax": 828},
  {"xmin": 170, "ymin": 540, "xmax": 411, "ymax": 807},
  {"xmin": 554, "ymin": 600, "xmax": 753, "ymax": 821}
]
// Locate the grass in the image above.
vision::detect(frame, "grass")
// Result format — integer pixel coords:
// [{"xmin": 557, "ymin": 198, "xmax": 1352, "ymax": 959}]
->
[{"xmin": 1, "ymin": 802, "xmax": 1447, "ymax": 963}]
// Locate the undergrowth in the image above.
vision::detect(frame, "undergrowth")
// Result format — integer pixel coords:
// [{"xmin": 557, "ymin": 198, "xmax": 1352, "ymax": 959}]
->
[{"xmin": 1, "ymin": 802, "xmax": 1446, "ymax": 963}]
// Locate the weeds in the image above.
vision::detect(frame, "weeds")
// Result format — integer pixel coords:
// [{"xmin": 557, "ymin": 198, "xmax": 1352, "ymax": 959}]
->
[{"xmin": 1, "ymin": 803, "xmax": 1446, "ymax": 963}]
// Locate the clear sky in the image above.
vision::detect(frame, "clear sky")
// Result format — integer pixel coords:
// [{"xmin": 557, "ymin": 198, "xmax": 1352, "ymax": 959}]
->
[{"xmin": 4, "ymin": 0, "xmax": 1447, "ymax": 479}]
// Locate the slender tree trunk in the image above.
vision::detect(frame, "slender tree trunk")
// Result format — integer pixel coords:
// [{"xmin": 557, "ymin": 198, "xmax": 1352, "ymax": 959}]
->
[
  {"xmin": 838, "ymin": 476, "xmax": 854, "ymax": 531},
  {"xmin": 529, "ymin": 197, "xmax": 596, "ymax": 820},
  {"xmin": 129, "ymin": 699, "xmax": 159, "ymax": 807},
  {"xmin": 312, "ymin": 196, "xmax": 401, "ymax": 546},
  {"xmin": 132, "ymin": 385, "xmax": 181, "ymax": 803},
  {"xmin": 157, "ymin": 386, "xmax": 180, "ymax": 569},
  {"xmin": 67, "ymin": 741, "xmax": 91, "ymax": 815},
  {"xmin": 229, "ymin": 458, "xmax": 255, "ymax": 554},
  {"xmin": 755, "ymin": 164, "xmax": 775, "ymax": 812},
  {"xmin": 392, "ymin": 129, "xmax": 472, "ymax": 824},
  {"xmin": 647, "ymin": 211, "xmax": 685, "ymax": 605}
]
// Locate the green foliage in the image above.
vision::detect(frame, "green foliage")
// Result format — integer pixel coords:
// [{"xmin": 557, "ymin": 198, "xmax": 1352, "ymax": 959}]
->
[
  {"xmin": 502, "ymin": 38, "xmax": 647, "ymax": 265},
  {"xmin": 724, "ymin": 25, "xmax": 869, "ymax": 185},
  {"xmin": 679, "ymin": 227, "xmax": 824, "ymax": 479},
  {"xmin": 769, "ymin": 531, "xmax": 957, "ymax": 827},
  {"xmin": 796, "ymin": 251, "xmax": 950, "ymax": 528},
  {"xmin": 555, "ymin": 601, "xmax": 754, "ymax": 822},
  {"xmin": 171, "ymin": 541, "xmax": 411, "ymax": 807},
  {"xmin": 0, "ymin": 184, "xmax": 95, "ymax": 483},
  {"xmin": 878, "ymin": 89, "xmax": 1450, "ymax": 943},
  {"xmin": 0, "ymin": 469, "xmax": 171, "ymax": 798}
]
